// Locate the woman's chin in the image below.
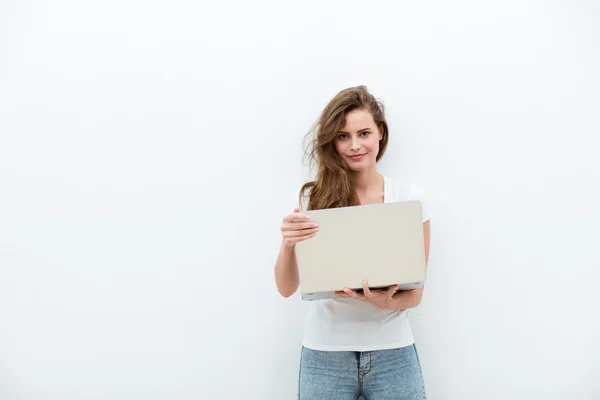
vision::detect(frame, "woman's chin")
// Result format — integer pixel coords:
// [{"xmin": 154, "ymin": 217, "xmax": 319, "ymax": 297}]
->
[{"xmin": 347, "ymin": 163, "xmax": 375, "ymax": 172}]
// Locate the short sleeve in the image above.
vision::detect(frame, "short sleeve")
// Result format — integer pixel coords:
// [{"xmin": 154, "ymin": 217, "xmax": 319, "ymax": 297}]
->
[{"xmin": 408, "ymin": 184, "xmax": 432, "ymax": 222}]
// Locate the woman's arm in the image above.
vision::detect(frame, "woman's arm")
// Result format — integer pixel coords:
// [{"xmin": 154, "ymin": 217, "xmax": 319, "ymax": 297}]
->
[
  {"xmin": 274, "ymin": 208, "xmax": 319, "ymax": 297},
  {"xmin": 274, "ymin": 240, "xmax": 300, "ymax": 298},
  {"xmin": 388, "ymin": 220, "xmax": 431, "ymax": 310}
]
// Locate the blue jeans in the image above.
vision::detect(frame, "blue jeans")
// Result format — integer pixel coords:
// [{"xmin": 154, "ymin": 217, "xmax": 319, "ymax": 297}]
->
[{"xmin": 298, "ymin": 344, "xmax": 426, "ymax": 400}]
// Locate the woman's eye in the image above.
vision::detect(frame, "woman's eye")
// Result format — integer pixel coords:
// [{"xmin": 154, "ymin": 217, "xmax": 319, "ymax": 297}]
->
[
  {"xmin": 360, "ymin": 131, "xmax": 370, "ymax": 137},
  {"xmin": 338, "ymin": 134, "xmax": 348, "ymax": 140}
]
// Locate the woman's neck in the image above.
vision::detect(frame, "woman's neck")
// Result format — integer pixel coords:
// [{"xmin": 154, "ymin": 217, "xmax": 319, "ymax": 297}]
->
[{"xmin": 350, "ymin": 168, "xmax": 383, "ymax": 195}]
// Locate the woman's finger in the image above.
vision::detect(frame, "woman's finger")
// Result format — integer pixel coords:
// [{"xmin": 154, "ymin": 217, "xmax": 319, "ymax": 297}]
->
[
  {"xmin": 286, "ymin": 232, "xmax": 317, "ymax": 244},
  {"xmin": 280, "ymin": 221, "xmax": 319, "ymax": 232},
  {"xmin": 343, "ymin": 288, "xmax": 363, "ymax": 301},
  {"xmin": 362, "ymin": 280, "xmax": 372, "ymax": 298},
  {"xmin": 282, "ymin": 227, "xmax": 319, "ymax": 238},
  {"xmin": 283, "ymin": 211, "xmax": 311, "ymax": 223},
  {"xmin": 335, "ymin": 290, "xmax": 349, "ymax": 297},
  {"xmin": 386, "ymin": 285, "xmax": 399, "ymax": 297}
]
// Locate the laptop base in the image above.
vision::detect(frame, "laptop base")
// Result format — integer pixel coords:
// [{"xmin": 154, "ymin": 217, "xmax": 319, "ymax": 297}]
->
[{"xmin": 301, "ymin": 281, "xmax": 425, "ymax": 301}]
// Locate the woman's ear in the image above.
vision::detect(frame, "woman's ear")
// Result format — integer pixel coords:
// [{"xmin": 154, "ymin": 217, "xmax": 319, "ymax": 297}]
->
[{"xmin": 378, "ymin": 125, "xmax": 384, "ymax": 141}]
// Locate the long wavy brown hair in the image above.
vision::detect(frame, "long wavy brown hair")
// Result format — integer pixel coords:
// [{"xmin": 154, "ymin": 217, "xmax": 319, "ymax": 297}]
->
[{"xmin": 300, "ymin": 85, "xmax": 389, "ymax": 210}]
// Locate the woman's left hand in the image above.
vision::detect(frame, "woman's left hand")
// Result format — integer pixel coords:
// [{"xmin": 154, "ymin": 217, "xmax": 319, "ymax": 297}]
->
[{"xmin": 335, "ymin": 280, "xmax": 399, "ymax": 309}]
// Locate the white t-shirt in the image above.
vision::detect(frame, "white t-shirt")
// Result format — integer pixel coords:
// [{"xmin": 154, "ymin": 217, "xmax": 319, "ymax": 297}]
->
[{"xmin": 296, "ymin": 175, "xmax": 432, "ymax": 352}]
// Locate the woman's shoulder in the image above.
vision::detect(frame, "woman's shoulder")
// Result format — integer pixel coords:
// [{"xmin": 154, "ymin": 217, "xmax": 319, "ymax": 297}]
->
[
  {"xmin": 384, "ymin": 175, "xmax": 432, "ymax": 222},
  {"xmin": 384, "ymin": 175, "xmax": 424, "ymax": 201}
]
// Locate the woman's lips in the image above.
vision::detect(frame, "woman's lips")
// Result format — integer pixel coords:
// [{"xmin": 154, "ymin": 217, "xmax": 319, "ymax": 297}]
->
[{"xmin": 349, "ymin": 154, "xmax": 366, "ymax": 161}]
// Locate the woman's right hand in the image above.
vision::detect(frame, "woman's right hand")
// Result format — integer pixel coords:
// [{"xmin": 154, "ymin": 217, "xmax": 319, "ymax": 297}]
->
[{"xmin": 280, "ymin": 208, "xmax": 319, "ymax": 248}]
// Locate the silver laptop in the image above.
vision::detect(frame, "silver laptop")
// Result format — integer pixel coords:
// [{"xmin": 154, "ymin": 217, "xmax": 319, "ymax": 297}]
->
[{"xmin": 295, "ymin": 200, "xmax": 427, "ymax": 301}]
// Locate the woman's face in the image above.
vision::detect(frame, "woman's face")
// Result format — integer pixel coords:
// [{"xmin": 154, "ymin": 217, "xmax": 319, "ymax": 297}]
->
[{"xmin": 334, "ymin": 109, "xmax": 383, "ymax": 172}]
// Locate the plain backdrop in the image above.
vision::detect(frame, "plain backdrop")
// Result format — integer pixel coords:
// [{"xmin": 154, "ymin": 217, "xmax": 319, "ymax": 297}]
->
[{"xmin": 1, "ymin": 1, "xmax": 599, "ymax": 399}]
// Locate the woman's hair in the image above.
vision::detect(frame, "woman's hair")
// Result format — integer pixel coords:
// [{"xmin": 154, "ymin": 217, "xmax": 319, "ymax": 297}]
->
[{"xmin": 300, "ymin": 85, "xmax": 389, "ymax": 210}]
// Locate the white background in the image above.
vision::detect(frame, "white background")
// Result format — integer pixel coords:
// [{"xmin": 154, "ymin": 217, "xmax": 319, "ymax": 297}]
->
[{"xmin": 1, "ymin": 1, "xmax": 599, "ymax": 399}]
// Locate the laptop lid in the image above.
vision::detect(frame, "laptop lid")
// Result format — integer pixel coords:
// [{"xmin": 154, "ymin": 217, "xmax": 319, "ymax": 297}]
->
[{"xmin": 295, "ymin": 200, "xmax": 426, "ymax": 301}]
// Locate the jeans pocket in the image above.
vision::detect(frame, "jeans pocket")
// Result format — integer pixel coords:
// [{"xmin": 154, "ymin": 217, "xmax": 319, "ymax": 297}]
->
[{"xmin": 413, "ymin": 344, "xmax": 422, "ymax": 367}]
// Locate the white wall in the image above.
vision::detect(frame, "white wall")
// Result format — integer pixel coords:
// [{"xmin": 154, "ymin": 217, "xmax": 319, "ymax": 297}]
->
[{"xmin": 1, "ymin": 1, "xmax": 599, "ymax": 399}]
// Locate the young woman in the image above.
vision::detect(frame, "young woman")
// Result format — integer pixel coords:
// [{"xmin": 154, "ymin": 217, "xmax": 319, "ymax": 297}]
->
[{"xmin": 274, "ymin": 86, "xmax": 431, "ymax": 400}]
